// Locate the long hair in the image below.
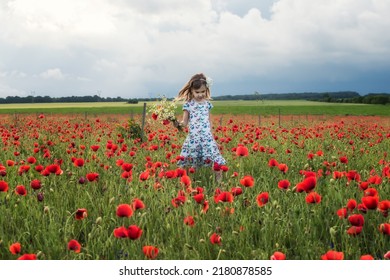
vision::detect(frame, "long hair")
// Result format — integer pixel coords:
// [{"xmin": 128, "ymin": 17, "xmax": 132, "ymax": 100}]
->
[{"xmin": 176, "ymin": 73, "xmax": 211, "ymax": 101}]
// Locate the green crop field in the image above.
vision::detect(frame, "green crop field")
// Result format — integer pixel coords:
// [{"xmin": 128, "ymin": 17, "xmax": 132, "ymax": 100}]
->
[{"xmin": 0, "ymin": 100, "xmax": 389, "ymax": 116}]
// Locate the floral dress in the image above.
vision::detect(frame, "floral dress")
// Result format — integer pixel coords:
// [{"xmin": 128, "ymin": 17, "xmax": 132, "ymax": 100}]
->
[{"xmin": 178, "ymin": 100, "xmax": 226, "ymax": 168}]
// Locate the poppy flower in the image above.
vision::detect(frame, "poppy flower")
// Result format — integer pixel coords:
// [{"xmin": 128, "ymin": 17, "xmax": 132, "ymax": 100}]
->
[
  {"xmin": 121, "ymin": 163, "xmax": 133, "ymax": 172},
  {"xmin": 68, "ymin": 239, "xmax": 81, "ymax": 253},
  {"xmin": 339, "ymin": 156, "xmax": 348, "ymax": 164},
  {"xmin": 336, "ymin": 208, "xmax": 348, "ymax": 219},
  {"xmin": 14, "ymin": 185, "xmax": 27, "ymax": 196},
  {"xmin": 256, "ymin": 192, "xmax": 269, "ymax": 207},
  {"xmin": 73, "ymin": 158, "xmax": 85, "ymax": 167},
  {"xmin": 0, "ymin": 180, "xmax": 9, "ymax": 192},
  {"xmin": 360, "ymin": 255, "xmax": 374, "ymax": 260},
  {"xmin": 277, "ymin": 179, "xmax": 290, "ymax": 190},
  {"xmin": 268, "ymin": 158, "xmax": 279, "ymax": 167},
  {"xmin": 9, "ymin": 242, "xmax": 21, "ymax": 255},
  {"xmin": 346, "ymin": 199, "xmax": 357, "ymax": 211},
  {"xmin": 378, "ymin": 200, "xmax": 390, "ymax": 217},
  {"xmin": 139, "ymin": 170, "xmax": 150, "ymax": 181},
  {"xmin": 278, "ymin": 163, "xmax": 288, "ymax": 173},
  {"xmin": 305, "ymin": 192, "xmax": 321, "ymax": 204},
  {"xmin": 127, "ymin": 225, "xmax": 143, "ymax": 240},
  {"xmin": 210, "ymin": 233, "xmax": 221, "ymax": 245},
  {"xmin": 74, "ymin": 208, "xmax": 88, "ymax": 220},
  {"xmin": 379, "ymin": 223, "xmax": 390, "ymax": 235},
  {"xmin": 348, "ymin": 214, "xmax": 364, "ymax": 227},
  {"xmin": 193, "ymin": 193, "xmax": 205, "ymax": 204},
  {"xmin": 116, "ymin": 204, "xmax": 133, "ymax": 218},
  {"xmin": 17, "ymin": 254, "xmax": 37, "ymax": 260},
  {"xmin": 270, "ymin": 251, "xmax": 286, "ymax": 260},
  {"xmin": 202, "ymin": 200, "xmax": 209, "ymax": 213},
  {"xmin": 240, "ymin": 175, "xmax": 254, "ymax": 188},
  {"xmin": 27, "ymin": 156, "xmax": 37, "ymax": 164},
  {"xmin": 215, "ymin": 191, "xmax": 234, "ymax": 203},
  {"xmin": 384, "ymin": 251, "xmax": 390, "ymax": 259},
  {"xmin": 321, "ymin": 250, "xmax": 344, "ymax": 260},
  {"xmin": 363, "ymin": 188, "xmax": 378, "ymax": 197},
  {"xmin": 361, "ymin": 196, "xmax": 379, "ymax": 210},
  {"xmin": 132, "ymin": 198, "xmax": 145, "ymax": 210},
  {"xmin": 113, "ymin": 226, "xmax": 128, "ymax": 238},
  {"xmin": 180, "ymin": 175, "xmax": 191, "ymax": 187},
  {"xmin": 184, "ymin": 216, "xmax": 195, "ymax": 227},
  {"xmin": 90, "ymin": 145, "xmax": 100, "ymax": 152},
  {"xmin": 346, "ymin": 226, "xmax": 363, "ymax": 236},
  {"xmin": 231, "ymin": 187, "xmax": 243, "ymax": 196},
  {"xmin": 346, "ymin": 170, "xmax": 360, "ymax": 181},
  {"xmin": 300, "ymin": 176, "xmax": 317, "ymax": 193},
  {"xmin": 86, "ymin": 172, "xmax": 99, "ymax": 182},
  {"xmin": 235, "ymin": 145, "xmax": 249, "ymax": 157},
  {"xmin": 30, "ymin": 179, "xmax": 42, "ymax": 190},
  {"xmin": 143, "ymin": 245, "xmax": 159, "ymax": 259}
]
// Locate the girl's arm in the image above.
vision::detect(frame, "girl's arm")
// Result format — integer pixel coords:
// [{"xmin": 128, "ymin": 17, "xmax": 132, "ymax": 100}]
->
[{"xmin": 180, "ymin": 110, "xmax": 189, "ymax": 127}]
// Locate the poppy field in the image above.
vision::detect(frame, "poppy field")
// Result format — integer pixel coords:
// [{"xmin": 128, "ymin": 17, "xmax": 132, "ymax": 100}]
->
[{"xmin": 0, "ymin": 112, "xmax": 390, "ymax": 260}]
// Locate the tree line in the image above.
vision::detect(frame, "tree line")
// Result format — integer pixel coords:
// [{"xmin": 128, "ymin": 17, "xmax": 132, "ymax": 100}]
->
[{"xmin": 0, "ymin": 91, "xmax": 389, "ymax": 104}]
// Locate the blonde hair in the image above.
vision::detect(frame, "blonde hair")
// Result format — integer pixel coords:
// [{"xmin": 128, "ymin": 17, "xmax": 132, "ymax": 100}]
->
[{"xmin": 176, "ymin": 73, "xmax": 211, "ymax": 101}]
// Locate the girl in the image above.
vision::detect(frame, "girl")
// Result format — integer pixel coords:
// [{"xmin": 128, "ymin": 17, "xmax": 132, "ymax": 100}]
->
[{"xmin": 175, "ymin": 73, "xmax": 226, "ymax": 182}]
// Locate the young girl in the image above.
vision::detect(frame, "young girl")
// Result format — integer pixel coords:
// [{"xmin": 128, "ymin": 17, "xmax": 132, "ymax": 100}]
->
[{"xmin": 175, "ymin": 73, "xmax": 226, "ymax": 182}]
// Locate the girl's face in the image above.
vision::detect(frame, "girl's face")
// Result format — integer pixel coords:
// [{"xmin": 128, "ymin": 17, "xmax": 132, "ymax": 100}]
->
[{"xmin": 192, "ymin": 85, "xmax": 207, "ymax": 102}]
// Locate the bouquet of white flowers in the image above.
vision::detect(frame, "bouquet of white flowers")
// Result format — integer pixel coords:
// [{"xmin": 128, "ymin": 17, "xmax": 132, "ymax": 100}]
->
[{"xmin": 148, "ymin": 96, "xmax": 182, "ymax": 130}]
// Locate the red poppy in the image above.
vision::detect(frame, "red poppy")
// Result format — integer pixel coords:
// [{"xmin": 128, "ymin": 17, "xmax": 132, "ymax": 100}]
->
[
  {"xmin": 215, "ymin": 191, "xmax": 234, "ymax": 203},
  {"xmin": 240, "ymin": 175, "xmax": 254, "ymax": 188},
  {"xmin": 348, "ymin": 214, "xmax": 364, "ymax": 227},
  {"xmin": 278, "ymin": 163, "xmax": 288, "ymax": 173},
  {"xmin": 256, "ymin": 192, "xmax": 269, "ymax": 207},
  {"xmin": 378, "ymin": 200, "xmax": 390, "ymax": 217},
  {"xmin": 268, "ymin": 158, "xmax": 279, "ymax": 167},
  {"xmin": 73, "ymin": 158, "xmax": 85, "ymax": 167},
  {"xmin": 346, "ymin": 199, "xmax": 357, "ymax": 211},
  {"xmin": 300, "ymin": 176, "xmax": 317, "ymax": 193},
  {"xmin": 90, "ymin": 145, "xmax": 100, "ymax": 152},
  {"xmin": 235, "ymin": 145, "xmax": 249, "ymax": 157},
  {"xmin": 339, "ymin": 156, "xmax": 348, "ymax": 164},
  {"xmin": 0, "ymin": 180, "xmax": 9, "ymax": 192},
  {"xmin": 143, "ymin": 245, "xmax": 159, "ymax": 259},
  {"xmin": 9, "ymin": 242, "xmax": 21, "ymax": 255},
  {"xmin": 171, "ymin": 195, "xmax": 186, "ymax": 207},
  {"xmin": 30, "ymin": 179, "xmax": 42, "ymax": 190},
  {"xmin": 360, "ymin": 255, "xmax": 374, "ymax": 260},
  {"xmin": 277, "ymin": 179, "xmax": 290, "ymax": 190},
  {"xmin": 210, "ymin": 233, "xmax": 221, "ymax": 245},
  {"xmin": 116, "ymin": 204, "xmax": 133, "ymax": 218},
  {"xmin": 333, "ymin": 171, "xmax": 344, "ymax": 179},
  {"xmin": 180, "ymin": 175, "xmax": 191, "ymax": 187},
  {"xmin": 132, "ymin": 198, "xmax": 145, "ymax": 210},
  {"xmin": 127, "ymin": 225, "xmax": 143, "ymax": 240},
  {"xmin": 384, "ymin": 251, "xmax": 390, "ymax": 259},
  {"xmin": 202, "ymin": 200, "xmax": 209, "ymax": 213},
  {"xmin": 68, "ymin": 239, "xmax": 81, "ymax": 253},
  {"xmin": 151, "ymin": 113, "xmax": 158, "ymax": 120},
  {"xmin": 86, "ymin": 172, "xmax": 99, "ymax": 182},
  {"xmin": 14, "ymin": 185, "xmax": 27, "ymax": 196},
  {"xmin": 113, "ymin": 226, "xmax": 128, "ymax": 238},
  {"xmin": 193, "ymin": 193, "xmax": 205, "ymax": 204},
  {"xmin": 184, "ymin": 216, "xmax": 195, "ymax": 227},
  {"xmin": 45, "ymin": 164, "xmax": 62, "ymax": 175},
  {"xmin": 27, "ymin": 156, "xmax": 37, "ymax": 164},
  {"xmin": 363, "ymin": 187, "xmax": 378, "ymax": 197},
  {"xmin": 139, "ymin": 170, "xmax": 150, "ymax": 181},
  {"xmin": 231, "ymin": 187, "xmax": 243, "ymax": 196},
  {"xmin": 305, "ymin": 192, "xmax": 322, "ymax": 204},
  {"xmin": 346, "ymin": 170, "xmax": 360, "ymax": 181},
  {"xmin": 379, "ymin": 223, "xmax": 390, "ymax": 235},
  {"xmin": 336, "ymin": 208, "xmax": 348, "ymax": 219},
  {"xmin": 17, "ymin": 254, "xmax": 37, "ymax": 260},
  {"xmin": 361, "ymin": 196, "xmax": 379, "ymax": 210},
  {"xmin": 321, "ymin": 250, "xmax": 344, "ymax": 260},
  {"xmin": 74, "ymin": 208, "xmax": 87, "ymax": 220},
  {"xmin": 347, "ymin": 226, "xmax": 363, "ymax": 236},
  {"xmin": 270, "ymin": 251, "xmax": 286, "ymax": 260}
]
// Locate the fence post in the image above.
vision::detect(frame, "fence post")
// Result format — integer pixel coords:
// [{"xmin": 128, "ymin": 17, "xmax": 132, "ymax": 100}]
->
[
  {"xmin": 141, "ymin": 103, "xmax": 147, "ymax": 142},
  {"xmin": 258, "ymin": 114, "xmax": 261, "ymax": 126},
  {"xmin": 278, "ymin": 108, "xmax": 281, "ymax": 127}
]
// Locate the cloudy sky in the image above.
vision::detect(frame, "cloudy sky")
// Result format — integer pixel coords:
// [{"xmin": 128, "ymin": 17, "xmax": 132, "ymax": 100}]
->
[{"xmin": 1, "ymin": 0, "xmax": 390, "ymax": 99}]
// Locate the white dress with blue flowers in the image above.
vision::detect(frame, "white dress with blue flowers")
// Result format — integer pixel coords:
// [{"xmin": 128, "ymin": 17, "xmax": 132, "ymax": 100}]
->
[{"xmin": 178, "ymin": 100, "xmax": 226, "ymax": 168}]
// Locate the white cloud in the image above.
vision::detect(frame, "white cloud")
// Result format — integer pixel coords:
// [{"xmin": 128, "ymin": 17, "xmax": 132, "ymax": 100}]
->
[
  {"xmin": 0, "ymin": 0, "xmax": 389, "ymax": 98},
  {"xmin": 39, "ymin": 68, "xmax": 65, "ymax": 80}
]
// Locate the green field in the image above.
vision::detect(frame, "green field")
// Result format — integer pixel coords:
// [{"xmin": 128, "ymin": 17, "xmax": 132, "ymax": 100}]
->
[{"xmin": 0, "ymin": 100, "xmax": 389, "ymax": 116}]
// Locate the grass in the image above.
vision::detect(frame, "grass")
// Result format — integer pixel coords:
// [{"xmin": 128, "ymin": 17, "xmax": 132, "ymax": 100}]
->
[{"xmin": 0, "ymin": 100, "xmax": 389, "ymax": 116}]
